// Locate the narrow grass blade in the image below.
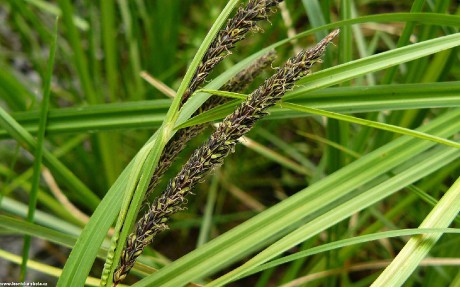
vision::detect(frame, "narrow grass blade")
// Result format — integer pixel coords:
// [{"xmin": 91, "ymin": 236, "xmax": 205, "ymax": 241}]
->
[
  {"xmin": 0, "ymin": 249, "xmax": 108, "ymax": 287},
  {"xmin": 1, "ymin": 197, "xmax": 82, "ymax": 236},
  {"xmin": 382, "ymin": 0, "xmax": 425, "ymax": 83},
  {"xmin": 20, "ymin": 17, "xmax": 58, "ymax": 280},
  {"xmin": 58, "ymin": 0, "xmax": 120, "ymax": 186},
  {"xmin": 371, "ymin": 176, "xmax": 460, "ymax": 287},
  {"xmin": 0, "ymin": 214, "xmax": 156, "ymax": 274},
  {"xmin": 0, "ymin": 100, "xmax": 170, "ymax": 138},
  {"xmin": 0, "ymin": 213, "xmax": 78, "ymax": 245},
  {"xmin": 4, "ymin": 82, "xmax": 460, "ymax": 138},
  {"xmin": 0, "ymin": 107, "xmax": 100, "ymax": 208},
  {"xmin": 247, "ymin": 228, "xmax": 460, "ymax": 276},
  {"xmin": 282, "ymin": 103, "xmax": 460, "ymax": 149},
  {"xmin": 0, "ymin": 67, "xmax": 35, "ymax": 111},
  {"xmin": 101, "ymin": 0, "xmax": 118, "ymax": 101}
]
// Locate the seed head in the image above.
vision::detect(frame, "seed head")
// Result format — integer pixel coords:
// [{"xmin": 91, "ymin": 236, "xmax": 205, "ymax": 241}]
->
[{"xmin": 114, "ymin": 29, "xmax": 339, "ymax": 284}]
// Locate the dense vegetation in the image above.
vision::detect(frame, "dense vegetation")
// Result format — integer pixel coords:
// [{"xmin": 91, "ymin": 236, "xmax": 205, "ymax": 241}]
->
[{"xmin": 0, "ymin": 0, "xmax": 459, "ymax": 286}]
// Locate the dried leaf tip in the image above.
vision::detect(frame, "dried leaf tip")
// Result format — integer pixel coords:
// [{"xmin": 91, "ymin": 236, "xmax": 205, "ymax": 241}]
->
[
  {"xmin": 306, "ymin": 29, "xmax": 340, "ymax": 59},
  {"xmin": 326, "ymin": 29, "xmax": 341, "ymax": 42}
]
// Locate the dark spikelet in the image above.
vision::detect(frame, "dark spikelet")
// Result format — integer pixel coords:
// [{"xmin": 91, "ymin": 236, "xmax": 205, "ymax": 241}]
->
[
  {"xmin": 180, "ymin": 0, "xmax": 283, "ymax": 107},
  {"xmin": 113, "ymin": 29, "xmax": 339, "ymax": 284},
  {"xmin": 196, "ymin": 49, "xmax": 278, "ymax": 115},
  {"xmin": 114, "ymin": 51, "xmax": 277, "ymax": 285},
  {"xmin": 140, "ymin": 0, "xmax": 283, "ymax": 204},
  {"xmin": 144, "ymin": 50, "xmax": 277, "ymax": 200}
]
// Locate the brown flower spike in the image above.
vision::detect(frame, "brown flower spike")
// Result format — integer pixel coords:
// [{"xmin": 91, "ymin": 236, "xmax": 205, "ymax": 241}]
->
[
  {"xmin": 114, "ymin": 29, "xmax": 339, "ymax": 284},
  {"xmin": 142, "ymin": 0, "xmax": 283, "ymax": 202},
  {"xmin": 144, "ymin": 51, "xmax": 277, "ymax": 200}
]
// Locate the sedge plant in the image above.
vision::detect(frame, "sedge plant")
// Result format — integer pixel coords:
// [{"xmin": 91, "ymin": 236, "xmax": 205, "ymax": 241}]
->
[{"xmin": 0, "ymin": 1, "xmax": 459, "ymax": 287}]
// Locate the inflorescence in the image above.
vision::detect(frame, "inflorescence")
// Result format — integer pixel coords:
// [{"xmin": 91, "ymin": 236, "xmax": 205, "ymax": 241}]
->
[{"xmin": 113, "ymin": 28, "xmax": 339, "ymax": 284}]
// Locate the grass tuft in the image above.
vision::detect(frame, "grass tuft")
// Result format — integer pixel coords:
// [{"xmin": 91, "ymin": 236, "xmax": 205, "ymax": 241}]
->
[{"xmin": 0, "ymin": 1, "xmax": 459, "ymax": 286}]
